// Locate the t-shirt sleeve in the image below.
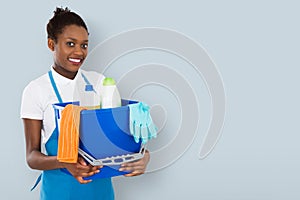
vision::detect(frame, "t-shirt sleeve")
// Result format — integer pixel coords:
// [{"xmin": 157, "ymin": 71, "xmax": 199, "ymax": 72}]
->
[{"xmin": 20, "ymin": 82, "xmax": 44, "ymax": 120}]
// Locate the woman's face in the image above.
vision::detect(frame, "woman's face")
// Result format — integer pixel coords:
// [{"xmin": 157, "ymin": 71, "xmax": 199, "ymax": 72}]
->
[{"xmin": 49, "ymin": 24, "xmax": 89, "ymax": 79}]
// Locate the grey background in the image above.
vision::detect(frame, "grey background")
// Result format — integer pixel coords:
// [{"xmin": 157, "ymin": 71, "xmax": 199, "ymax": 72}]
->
[{"xmin": 1, "ymin": 0, "xmax": 299, "ymax": 199}]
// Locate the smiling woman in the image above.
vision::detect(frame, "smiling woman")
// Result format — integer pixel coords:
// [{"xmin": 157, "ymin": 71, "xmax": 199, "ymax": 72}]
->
[
  {"xmin": 47, "ymin": 8, "xmax": 89, "ymax": 79},
  {"xmin": 20, "ymin": 7, "xmax": 150, "ymax": 200},
  {"xmin": 48, "ymin": 25, "xmax": 89, "ymax": 79}
]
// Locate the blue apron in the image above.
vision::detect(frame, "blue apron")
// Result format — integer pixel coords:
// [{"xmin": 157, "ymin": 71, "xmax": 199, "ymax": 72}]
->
[{"xmin": 38, "ymin": 71, "xmax": 114, "ymax": 200}]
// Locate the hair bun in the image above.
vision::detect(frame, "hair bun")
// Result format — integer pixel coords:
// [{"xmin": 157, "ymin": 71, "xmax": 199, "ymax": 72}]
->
[
  {"xmin": 47, "ymin": 6, "xmax": 88, "ymax": 41},
  {"xmin": 54, "ymin": 7, "xmax": 70, "ymax": 16}
]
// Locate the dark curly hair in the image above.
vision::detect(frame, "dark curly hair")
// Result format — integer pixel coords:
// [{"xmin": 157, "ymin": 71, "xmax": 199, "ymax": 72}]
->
[{"xmin": 46, "ymin": 7, "xmax": 88, "ymax": 42}]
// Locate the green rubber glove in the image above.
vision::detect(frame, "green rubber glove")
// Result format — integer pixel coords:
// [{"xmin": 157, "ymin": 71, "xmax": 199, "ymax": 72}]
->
[{"xmin": 128, "ymin": 102, "xmax": 157, "ymax": 144}]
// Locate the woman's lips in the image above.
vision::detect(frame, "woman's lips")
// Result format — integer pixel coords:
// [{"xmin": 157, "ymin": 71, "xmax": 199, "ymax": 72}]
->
[{"xmin": 68, "ymin": 58, "xmax": 82, "ymax": 65}]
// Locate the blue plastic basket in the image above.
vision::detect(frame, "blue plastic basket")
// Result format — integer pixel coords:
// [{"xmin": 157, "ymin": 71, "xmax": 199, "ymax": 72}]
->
[{"xmin": 53, "ymin": 99, "xmax": 142, "ymax": 179}]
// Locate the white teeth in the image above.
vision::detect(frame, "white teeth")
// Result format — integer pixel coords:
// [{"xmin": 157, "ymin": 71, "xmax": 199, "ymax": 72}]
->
[{"xmin": 69, "ymin": 58, "xmax": 81, "ymax": 63}]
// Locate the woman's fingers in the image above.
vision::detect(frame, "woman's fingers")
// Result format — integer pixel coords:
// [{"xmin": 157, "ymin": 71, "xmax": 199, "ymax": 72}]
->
[
  {"xmin": 75, "ymin": 176, "xmax": 92, "ymax": 184},
  {"xmin": 73, "ymin": 164, "xmax": 103, "ymax": 184},
  {"xmin": 119, "ymin": 161, "xmax": 146, "ymax": 175},
  {"xmin": 119, "ymin": 162, "xmax": 145, "ymax": 171},
  {"xmin": 119, "ymin": 150, "xmax": 150, "ymax": 177},
  {"xmin": 123, "ymin": 172, "xmax": 143, "ymax": 177},
  {"xmin": 81, "ymin": 168, "xmax": 101, "ymax": 177},
  {"xmin": 78, "ymin": 156, "xmax": 87, "ymax": 166},
  {"xmin": 62, "ymin": 159, "xmax": 103, "ymax": 184}
]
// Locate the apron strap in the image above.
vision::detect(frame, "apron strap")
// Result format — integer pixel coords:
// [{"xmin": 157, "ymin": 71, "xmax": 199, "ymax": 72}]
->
[
  {"xmin": 30, "ymin": 70, "xmax": 63, "ymax": 191},
  {"xmin": 81, "ymin": 72, "xmax": 96, "ymax": 93},
  {"xmin": 48, "ymin": 70, "xmax": 63, "ymax": 103},
  {"xmin": 30, "ymin": 173, "xmax": 42, "ymax": 191}
]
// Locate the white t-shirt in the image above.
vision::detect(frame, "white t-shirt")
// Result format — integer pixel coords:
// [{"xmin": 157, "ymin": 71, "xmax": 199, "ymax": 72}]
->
[{"xmin": 20, "ymin": 67, "xmax": 105, "ymax": 147}]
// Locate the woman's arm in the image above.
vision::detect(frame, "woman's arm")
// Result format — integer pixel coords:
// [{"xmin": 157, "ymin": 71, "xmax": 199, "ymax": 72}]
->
[
  {"xmin": 23, "ymin": 118, "xmax": 101, "ymax": 183},
  {"xmin": 23, "ymin": 118, "xmax": 62, "ymax": 170}
]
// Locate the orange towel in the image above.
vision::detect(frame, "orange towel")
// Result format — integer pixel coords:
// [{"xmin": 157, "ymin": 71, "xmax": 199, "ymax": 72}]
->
[{"xmin": 57, "ymin": 104, "xmax": 86, "ymax": 163}]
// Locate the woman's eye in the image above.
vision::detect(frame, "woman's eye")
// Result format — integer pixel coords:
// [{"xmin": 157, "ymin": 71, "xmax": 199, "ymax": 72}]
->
[
  {"xmin": 66, "ymin": 42, "xmax": 75, "ymax": 47},
  {"xmin": 81, "ymin": 44, "xmax": 88, "ymax": 49}
]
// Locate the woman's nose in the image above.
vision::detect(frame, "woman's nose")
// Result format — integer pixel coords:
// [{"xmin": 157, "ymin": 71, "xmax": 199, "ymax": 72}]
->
[{"xmin": 73, "ymin": 45, "xmax": 84, "ymax": 56}]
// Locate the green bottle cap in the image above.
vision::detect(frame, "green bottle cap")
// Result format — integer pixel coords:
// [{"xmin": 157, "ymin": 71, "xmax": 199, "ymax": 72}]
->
[{"xmin": 103, "ymin": 77, "xmax": 116, "ymax": 86}]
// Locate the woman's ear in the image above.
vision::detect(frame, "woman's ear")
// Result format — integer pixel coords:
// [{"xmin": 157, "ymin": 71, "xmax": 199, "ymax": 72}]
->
[{"xmin": 48, "ymin": 38, "xmax": 55, "ymax": 51}]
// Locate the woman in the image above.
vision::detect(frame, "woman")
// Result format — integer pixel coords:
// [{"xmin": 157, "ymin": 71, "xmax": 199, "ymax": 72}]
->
[{"xmin": 21, "ymin": 7, "xmax": 150, "ymax": 200}]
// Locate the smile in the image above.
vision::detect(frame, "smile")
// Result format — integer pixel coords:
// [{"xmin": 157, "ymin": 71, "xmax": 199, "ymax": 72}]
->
[{"xmin": 68, "ymin": 58, "xmax": 82, "ymax": 63}]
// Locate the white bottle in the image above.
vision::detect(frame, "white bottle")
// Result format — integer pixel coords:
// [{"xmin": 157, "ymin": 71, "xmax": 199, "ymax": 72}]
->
[{"xmin": 100, "ymin": 77, "xmax": 121, "ymax": 109}]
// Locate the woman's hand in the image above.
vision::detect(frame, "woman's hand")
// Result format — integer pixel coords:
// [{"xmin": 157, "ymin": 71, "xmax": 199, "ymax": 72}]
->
[
  {"xmin": 61, "ymin": 156, "xmax": 102, "ymax": 184},
  {"xmin": 23, "ymin": 119, "xmax": 102, "ymax": 184},
  {"xmin": 119, "ymin": 150, "xmax": 150, "ymax": 177}
]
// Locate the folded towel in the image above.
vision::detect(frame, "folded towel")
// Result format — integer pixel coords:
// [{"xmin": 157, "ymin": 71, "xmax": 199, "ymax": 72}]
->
[{"xmin": 57, "ymin": 104, "xmax": 86, "ymax": 163}]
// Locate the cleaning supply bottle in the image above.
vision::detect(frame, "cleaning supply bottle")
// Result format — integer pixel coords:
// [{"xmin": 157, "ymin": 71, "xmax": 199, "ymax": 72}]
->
[
  {"xmin": 100, "ymin": 77, "xmax": 121, "ymax": 108},
  {"xmin": 73, "ymin": 80, "xmax": 100, "ymax": 110}
]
